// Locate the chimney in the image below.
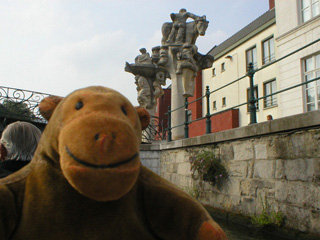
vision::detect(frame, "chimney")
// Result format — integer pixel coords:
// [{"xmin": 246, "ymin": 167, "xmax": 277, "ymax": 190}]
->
[{"xmin": 269, "ymin": 0, "xmax": 275, "ymax": 9}]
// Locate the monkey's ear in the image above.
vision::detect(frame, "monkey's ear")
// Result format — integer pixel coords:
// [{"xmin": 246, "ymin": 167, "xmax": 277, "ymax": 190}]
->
[
  {"xmin": 135, "ymin": 107, "xmax": 150, "ymax": 130},
  {"xmin": 39, "ymin": 95, "xmax": 63, "ymax": 121}
]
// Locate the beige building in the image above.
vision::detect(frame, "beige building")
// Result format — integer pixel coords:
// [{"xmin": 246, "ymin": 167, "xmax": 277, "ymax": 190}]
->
[
  {"xmin": 203, "ymin": 5, "xmax": 278, "ymax": 127},
  {"xmin": 275, "ymin": 0, "xmax": 320, "ymax": 116}
]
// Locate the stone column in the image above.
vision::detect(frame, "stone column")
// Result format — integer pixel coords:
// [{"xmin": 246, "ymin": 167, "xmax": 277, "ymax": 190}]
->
[{"xmin": 167, "ymin": 47, "xmax": 186, "ymax": 139}]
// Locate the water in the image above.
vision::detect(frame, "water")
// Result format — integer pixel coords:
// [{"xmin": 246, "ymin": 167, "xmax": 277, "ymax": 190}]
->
[{"xmin": 214, "ymin": 218, "xmax": 290, "ymax": 240}]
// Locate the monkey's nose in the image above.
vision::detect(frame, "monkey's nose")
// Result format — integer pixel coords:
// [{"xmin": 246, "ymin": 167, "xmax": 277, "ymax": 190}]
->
[{"xmin": 94, "ymin": 132, "xmax": 116, "ymax": 142}]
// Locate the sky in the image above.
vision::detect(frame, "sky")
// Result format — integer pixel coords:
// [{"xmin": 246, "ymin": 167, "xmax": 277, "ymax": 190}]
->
[{"xmin": 0, "ymin": 0, "xmax": 269, "ymax": 105}]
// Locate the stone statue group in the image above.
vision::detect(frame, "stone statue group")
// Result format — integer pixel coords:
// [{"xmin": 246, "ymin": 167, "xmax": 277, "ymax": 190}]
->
[{"xmin": 125, "ymin": 8, "xmax": 213, "ymax": 115}]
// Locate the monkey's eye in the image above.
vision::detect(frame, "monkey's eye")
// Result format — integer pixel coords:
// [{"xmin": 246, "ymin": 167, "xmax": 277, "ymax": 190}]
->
[
  {"xmin": 75, "ymin": 101, "xmax": 83, "ymax": 110},
  {"xmin": 121, "ymin": 106, "xmax": 127, "ymax": 115}
]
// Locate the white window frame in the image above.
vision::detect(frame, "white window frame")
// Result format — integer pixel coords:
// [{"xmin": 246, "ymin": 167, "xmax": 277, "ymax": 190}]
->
[
  {"xmin": 300, "ymin": 0, "xmax": 320, "ymax": 23},
  {"xmin": 222, "ymin": 97, "xmax": 226, "ymax": 107},
  {"xmin": 213, "ymin": 100, "xmax": 217, "ymax": 110},
  {"xmin": 303, "ymin": 53, "xmax": 320, "ymax": 112},
  {"xmin": 187, "ymin": 109, "xmax": 192, "ymax": 122},
  {"xmin": 246, "ymin": 46, "xmax": 257, "ymax": 70},
  {"xmin": 221, "ymin": 63, "xmax": 225, "ymax": 72},
  {"xmin": 263, "ymin": 79, "xmax": 277, "ymax": 108},
  {"xmin": 262, "ymin": 36, "xmax": 275, "ymax": 65}
]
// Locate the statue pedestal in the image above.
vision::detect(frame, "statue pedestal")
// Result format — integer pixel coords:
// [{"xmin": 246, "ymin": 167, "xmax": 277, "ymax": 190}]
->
[
  {"xmin": 167, "ymin": 47, "xmax": 187, "ymax": 140},
  {"xmin": 171, "ymin": 74, "xmax": 185, "ymax": 140}
]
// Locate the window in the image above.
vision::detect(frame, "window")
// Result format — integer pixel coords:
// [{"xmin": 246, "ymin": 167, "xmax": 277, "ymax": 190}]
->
[
  {"xmin": 213, "ymin": 100, "xmax": 217, "ymax": 110},
  {"xmin": 301, "ymin": 0, "xmax": 320, "ymax": 22},
  {"xmin": 212, "ymin": 68, "xmax": 216, "ymax": 76},
  {"xmin": 221, "ymin": 63, "xmax": 225, "ymax": 72},
  {"xmin": 187, "ymin": 109, "xmax": 192, "ymax": 122},
  {"xmin": 246, "ymin": 46, "xmax": 257, "ymax": 70},
  {"xmin": 303, "ymin": 53, "xmax": 320, "ymax": 111},
  {"xmin": 264, "ymin": 79, "xmax": 277, "ymax": 108},
  {"xmin": 247, "ymin": 86, "xmax": 259, "ymax": 111},
  {"xmin": 262, "ymin": 37, "xmax": 275, "ymax": 65},
  {"xmin": 222, "ymin": 97, "xmax": 226, "ymax": 107}
]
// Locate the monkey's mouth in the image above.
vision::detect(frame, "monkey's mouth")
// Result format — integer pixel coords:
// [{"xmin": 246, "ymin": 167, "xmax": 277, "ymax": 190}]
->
[{"xmin": 65, "ymin": 146, "xmax": 138, "ymax": 169}]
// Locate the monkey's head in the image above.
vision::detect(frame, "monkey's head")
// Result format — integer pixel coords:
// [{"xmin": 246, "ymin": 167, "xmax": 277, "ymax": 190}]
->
[{"xmin": 39, "ymin": 86, "xmax": 150, "ymax": 201}]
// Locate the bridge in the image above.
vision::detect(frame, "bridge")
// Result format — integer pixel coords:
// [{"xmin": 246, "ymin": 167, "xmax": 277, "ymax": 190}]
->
[{"xmin": 0, "ymin": 86, "xmax": 50, "ymax": 132}]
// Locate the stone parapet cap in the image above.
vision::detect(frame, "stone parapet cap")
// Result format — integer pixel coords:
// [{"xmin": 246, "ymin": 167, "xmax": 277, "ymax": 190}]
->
[
  {"xmin": 140, "ymin": 143, "xmax": 161, "ymax": 151},
  {"xmin": 159, "ymin": 110, "xmax": 320, "ymax": 150}
]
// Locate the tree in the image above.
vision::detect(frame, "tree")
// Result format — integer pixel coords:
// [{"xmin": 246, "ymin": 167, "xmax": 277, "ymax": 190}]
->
[{"xmin": 0, "ymin": 99, "xmax": 37, "ymax": 121}]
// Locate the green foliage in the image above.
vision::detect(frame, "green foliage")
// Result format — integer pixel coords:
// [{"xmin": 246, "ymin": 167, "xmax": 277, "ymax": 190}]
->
[
  {"xmin": 0, "ymin": 99, "xmax": 37, "ymax": 121},
  {"xmin": 184, "ymin": 184, "xmax": 200, "ymax": 200},
  {"xmin": 252, "ymin": 208, "xmax": 284, "ymax": 227},
  {"xmin": 190, "ymin": 150, "xmax": 227, "ymax": 186},
  {"xmin": 270, "ymin": 211, "xmax": 284, "ymax": 227},
  {"xmin": 251, "ymin": 195, "xmax": 284, "ymax": 227}
]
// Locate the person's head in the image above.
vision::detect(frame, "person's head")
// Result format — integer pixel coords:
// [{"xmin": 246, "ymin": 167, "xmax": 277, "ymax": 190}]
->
[
  {"xmin": 152, "ymin": 46, "xmax": 160, "ymax": 54},
  {"xmin": 0, "ymin": 121, "xmax": 41, "ymax": 161},
  {"xmin": 267, "ymin": 115, "xmax": 273, "ymax": 121},
  {"xmin": 139, "ymin": 48, "xmax": 147, "ymax": 54},
  {"xmin": 179, "ymin": 8, "xmax": 187, "ymax": 14}
]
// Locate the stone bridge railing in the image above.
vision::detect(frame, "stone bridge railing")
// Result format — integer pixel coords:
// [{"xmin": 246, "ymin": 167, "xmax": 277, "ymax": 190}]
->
[{"xmin": 140, "ymin": 110, "xmax": 320, "ymax": 238}]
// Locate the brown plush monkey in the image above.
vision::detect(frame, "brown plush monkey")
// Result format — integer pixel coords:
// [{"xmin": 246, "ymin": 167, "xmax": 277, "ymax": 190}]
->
[{"xmin": 0, "ymin": 86, "xmax": 227, "ymax": 240}]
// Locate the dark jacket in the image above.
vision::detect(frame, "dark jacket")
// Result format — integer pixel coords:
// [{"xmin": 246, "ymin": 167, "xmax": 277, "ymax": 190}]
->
[{"xmin": 0, "ymin": 160, "xmax": 30, "ymax": 178}]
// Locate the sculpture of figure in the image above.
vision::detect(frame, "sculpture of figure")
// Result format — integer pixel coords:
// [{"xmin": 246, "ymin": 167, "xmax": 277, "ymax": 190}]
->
[
  {"xmin": 134, "ymin": 75, "xmax": 140, "ymax": 92},
  {"xmin": 151, "ymin": 46, "xmax": 161, "ymax": 64},
  {"xmin": 135, "ymin": 48, "xmax": 152, "ymax": 65},
  {"xmin": 194, "ymin": 52, "xmax": 214, "ymax": 70},
  {"xmin": 162, "ymin": 15, "xmax": 209, "ymax": 46},
  {"xmin": 136, "ymin": 75, "xmax": 152, "ymax": 109},
  {"xmin": 156, "ymin": 71, "xmax": 166, "ymax": 86},
  {"xmin": 157, "ymin": 46, "xmax": 169, "ymax": 67},
  {"xmin": 166, "ymin": 8, "xmax": 200, "ymax": 44},
  {"xmin": 153, "ymin": 79, "xmax": 164, "ymax": 99},
  {"xmin": 126, "ymin": 10, "xmax": 212, "ymax": 140},
  {"xmin": 126, "ymin": 47, "xmax": 170, "ymax": 113},
  {"xmin": 176, "ymin": 44, "xmax": 198, "ymax": 76}
]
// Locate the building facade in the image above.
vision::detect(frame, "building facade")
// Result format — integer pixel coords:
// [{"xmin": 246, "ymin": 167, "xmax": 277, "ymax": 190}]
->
[
  {"xmin": 275, "ymin": 0, "xmax": 320, "ymax": 116},
  {"xmin": 203, "ymin": 3, "xmax": 278, "ymax": 127},
  {"xmin": 156, "ymin": 0, "xmax": 320, "ymax": 138}
]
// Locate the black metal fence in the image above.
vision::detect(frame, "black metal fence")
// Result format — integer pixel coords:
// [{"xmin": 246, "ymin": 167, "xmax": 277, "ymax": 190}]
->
[
  {"xmin": 0, "ymin": 86, "xmax": 50, "ymax": 123},
  {"xmin": 165, "ymin": 37, "xmax": 320, "ymax": 142},
  {"xmin": 142, "ymin": 116, "xmax": 167, "ymax": 143}
]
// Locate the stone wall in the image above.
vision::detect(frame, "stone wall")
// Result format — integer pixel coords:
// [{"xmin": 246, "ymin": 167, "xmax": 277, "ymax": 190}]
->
[
  {"xmin": 140, "ymin": 143, "xmax": 160, "ymax": 175},
  {"xmin": 140, "ymin": 110, "xmax": 320, "ymax": 235}
]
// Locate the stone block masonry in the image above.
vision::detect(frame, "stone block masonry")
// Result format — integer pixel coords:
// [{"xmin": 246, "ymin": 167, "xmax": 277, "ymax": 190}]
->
[
  {"xmin": 140, "ymin": 144, "xmax": 161, "ymax": 175},
  {"xmin": 140, "ymin": 110, "xmax": 320, "ymax": 236}
]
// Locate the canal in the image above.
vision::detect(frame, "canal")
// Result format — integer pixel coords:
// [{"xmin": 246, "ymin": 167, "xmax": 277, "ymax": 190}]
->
[{"xmin": 214, "ymin": 218, "xmax": 291, "ymax": 240}]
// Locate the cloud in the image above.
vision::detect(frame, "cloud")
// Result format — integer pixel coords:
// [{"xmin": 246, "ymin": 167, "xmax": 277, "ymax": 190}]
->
[
  {"xmin": 33, "ymin": 30, "xmax": 140, "ymax": 102},
  {"xmin": 0, "ymin": 0, "xmax": 269, "ymax": 107},
  {"xmin": 196, "ymin": 30, "xmax": 229, "ymax": 54},
  {"xmin": 0, "ymin": 0, "xmax": 143, "ymax": 105},
  {"xmin": 0, "ymin": 0, "xmax": 64, "ymax": 37},
  {"xmin": 144, "ymin": 30, "xmax": 162, "ymax": 51}
]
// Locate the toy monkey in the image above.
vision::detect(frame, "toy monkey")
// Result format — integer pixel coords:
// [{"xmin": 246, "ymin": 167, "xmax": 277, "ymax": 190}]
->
[{"xmin": 0, "ymin": 86, "xmax": 227, "ymax": 240}]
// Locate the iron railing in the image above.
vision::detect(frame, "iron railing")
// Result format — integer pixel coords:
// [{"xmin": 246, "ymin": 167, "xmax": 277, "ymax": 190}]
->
[
  {"xmin": 1, "ymin": 38, "xmax": 319, "ymax": 140},
  {"xmin": 0, "ymin": 87, "xmax": 167, "ymax": 142},
  {"xmin": 142, "ymin": 115, "xmax": 167, "ymax": 143},
  {"xmin": 165, "ymin": 37, "xmax": 320, "ymax": 142},
  {"xmin": 0, "ymin": 86, "xmax": 50, "ymax": 123}
]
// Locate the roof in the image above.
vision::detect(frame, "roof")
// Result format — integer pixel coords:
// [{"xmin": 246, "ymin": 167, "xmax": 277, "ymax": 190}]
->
[{"xmin": 207, "ymin": 8, "xmax": 276, "ymax": 59}]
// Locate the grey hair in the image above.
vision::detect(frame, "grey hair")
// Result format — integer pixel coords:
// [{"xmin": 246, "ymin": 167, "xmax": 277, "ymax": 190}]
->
[{"xmin": 1, "ymin": 121, "xmax": 41, "ymax": 161}]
